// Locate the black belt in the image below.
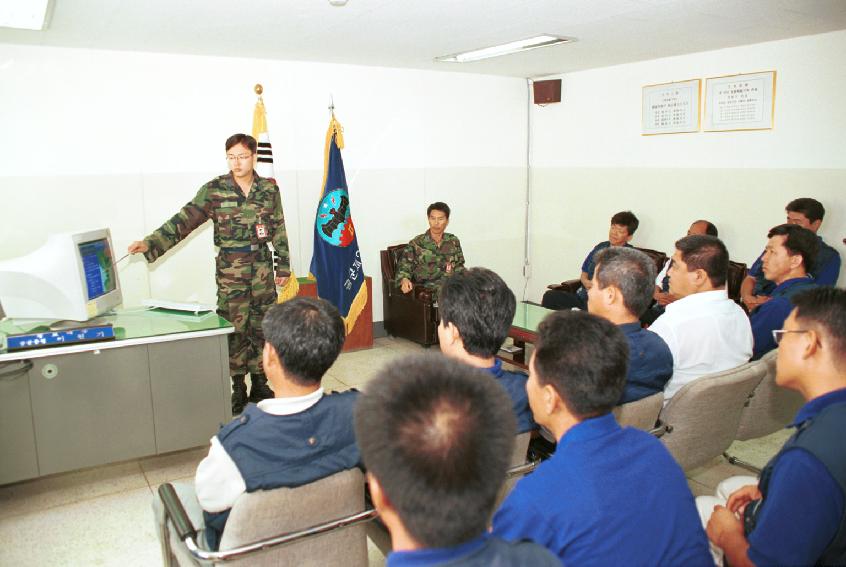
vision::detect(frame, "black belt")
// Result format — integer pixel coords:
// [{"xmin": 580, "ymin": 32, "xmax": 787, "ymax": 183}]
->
[{"xmin": 220, "ymin": 244, "xmax": 262, "ymax": 253}]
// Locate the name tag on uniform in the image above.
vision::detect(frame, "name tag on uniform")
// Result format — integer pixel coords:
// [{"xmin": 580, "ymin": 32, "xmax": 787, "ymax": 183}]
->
[
  {"xmin": 255, "ymin": 222, "xmax": 268, "ymax": 239},
  {"xmin": 446, "ymin": 261, "xmax": 453, "ymax": 273}
]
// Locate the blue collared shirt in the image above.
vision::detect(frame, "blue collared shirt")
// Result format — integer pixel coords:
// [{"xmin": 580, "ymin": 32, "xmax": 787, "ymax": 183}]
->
[
  {"xmin": 617, "ymin": 322, "xmax": 674, "ymax": 404},
  {"xmin": 484, "ymin": 359, "xmax": 536, "ymax": 434},
  {"xmin": 750, "ymin": 276, "xmax": 817, "ymax": 360},
  {"xmin": 747, "ymin": 388, "xmax": 846, "ymax": 566},
  {"xmin": 492, "ymin": 413, "xmax": 712, "ymax": 566}
]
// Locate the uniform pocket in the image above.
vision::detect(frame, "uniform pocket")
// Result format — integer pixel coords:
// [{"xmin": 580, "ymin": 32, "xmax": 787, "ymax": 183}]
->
[{"xmin": 215, "ymin": 206, "xmax": 240, "ymax": 240}]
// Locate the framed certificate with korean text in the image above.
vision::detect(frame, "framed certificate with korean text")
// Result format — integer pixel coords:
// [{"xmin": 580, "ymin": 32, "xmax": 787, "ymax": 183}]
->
[
  {"xmin": 704, "ymin": 71, "xmax": 776, "ymax": 132},
  {"xmin": 642, "ymin": 79, "xmax": 700, "ymax": 135}
]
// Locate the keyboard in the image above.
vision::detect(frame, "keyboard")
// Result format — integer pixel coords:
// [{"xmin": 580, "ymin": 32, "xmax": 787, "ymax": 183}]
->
[{"xmin": 141, "ymin": 299, "xmax": 217, "ymax": 314}]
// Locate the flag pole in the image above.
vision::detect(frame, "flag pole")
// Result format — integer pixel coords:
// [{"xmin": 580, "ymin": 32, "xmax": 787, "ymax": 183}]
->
[{"xmin": 251, "ymin": 84, "xmax": 299, "ymax": 303}]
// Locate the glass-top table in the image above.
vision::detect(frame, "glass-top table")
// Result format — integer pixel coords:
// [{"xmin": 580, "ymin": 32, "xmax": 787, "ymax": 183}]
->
[
  {"xmin": 0, "ymin": 307, "xmax": 233, "ymax": 360},
  {"xmin": 498, "ymin": 302, "xmax": 554, "ymax": 369}
]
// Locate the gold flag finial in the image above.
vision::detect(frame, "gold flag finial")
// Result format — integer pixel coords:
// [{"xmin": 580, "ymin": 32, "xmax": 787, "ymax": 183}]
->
[{"xmin": 254, "ymin": 84, "xmax": 264, "ymax": 96}]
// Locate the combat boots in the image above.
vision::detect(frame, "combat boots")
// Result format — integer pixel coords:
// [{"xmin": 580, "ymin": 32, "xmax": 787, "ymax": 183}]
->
[
  {"xmin": 231, "ymin": 375, "xmax": 247, "ymax": 415},
  {"xmin": 248, "ymin": 372, "xmax": 275, "ymax": 403}
]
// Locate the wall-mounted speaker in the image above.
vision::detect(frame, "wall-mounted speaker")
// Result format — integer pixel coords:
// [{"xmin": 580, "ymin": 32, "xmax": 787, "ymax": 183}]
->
[{"xmin": 533, "ymin": 79, "xmax": 562, "ymax": 104}]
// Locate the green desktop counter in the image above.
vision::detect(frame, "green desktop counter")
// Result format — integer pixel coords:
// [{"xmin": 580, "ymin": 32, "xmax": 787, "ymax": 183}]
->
[{"xmin": 0, "ymin": 309, "xmax": 234, "ymax": 485}]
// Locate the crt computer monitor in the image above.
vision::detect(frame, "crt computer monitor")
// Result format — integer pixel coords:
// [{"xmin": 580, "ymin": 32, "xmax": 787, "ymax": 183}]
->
[{"xmin": 0, "ymin": 228, "xmax": 123, "ymax": 321}]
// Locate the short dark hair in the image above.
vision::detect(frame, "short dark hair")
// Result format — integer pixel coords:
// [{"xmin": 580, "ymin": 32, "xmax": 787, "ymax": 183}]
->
[
  {"xmin": 610, "ymin": 211, "xmax": 639, "ymax": 236},
  {"xmin": 261, "ymin": 297, "xmax": 345, "ymax": 386},
  {"xmin": 533, "ymin": 311, "xmax": 629, "ymax": 419},
  {"xmin": 693, "ymin": 220, "xmax": 719, "ymax": 237},
  {"xmin": 593, "ymin": 247, "xmax": 656, "ymax": 317},
  {"xmin": 427, "ymin": 202, "xmax": 451, "ymax": 219},
  {"xmin": 355, "ymin": 354, "xmax": 516, "ymax": 548},
  {"xmin": 767, "ymin": 224, "xmax": 819, "ymax": 274},
  {"xmin": 786, "ymin": 198, "xmax": 825, "ymax": 223},
  {"xmin": 792, "ymin": 287, "xmax": 846, "ymax": 369},
  {"xmin": 225, "ymin": 133, "xmax": 257, "ymax": 153},
  {"xmin": 674, "ymin": 235, "xmax": 729, "ymax": 288},
  {"xmin": 439, "ymin": 268, "xmax": 516, "ymax": 357}
]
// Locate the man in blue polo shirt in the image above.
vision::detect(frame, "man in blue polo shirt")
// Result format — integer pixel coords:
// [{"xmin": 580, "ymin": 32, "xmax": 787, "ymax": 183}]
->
[
  {"xmin": 542, "ymin": 210, "xmax": 639, "ymax": 310},
  {"xmin": 703, "ymin": 287, "xmax": 846, "ymax": 566},
  {"xmin": 587, "ymin": 246, "xmax": 673, "ymax": 403},
  {"xmin": 749, "ymin": 224, "xmax": 818, "ymax": 360},
  {"xmin": 741, "ymin": 197, "xmax": 841, "ymax": 311},
  {"xmin": 492, "ymin": 310, "xmax": 712, "ymax": 565},
  {"xmin": 438, "ymin": 267, "xmax": 535, "ymax": 433},
  {"xmin": 355, "ymin": 354, "xmax": 559, "ymax": 566}
]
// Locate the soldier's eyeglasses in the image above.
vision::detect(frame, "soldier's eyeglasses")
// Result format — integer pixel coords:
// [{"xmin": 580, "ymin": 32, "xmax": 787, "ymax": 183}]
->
[
  {"xmin": 226, "ymin": 154, "xmax": 253, "ymax": 162},
  {"xmin": 772, "ymin": 329, "xmax": 809, "ymax": 345}
]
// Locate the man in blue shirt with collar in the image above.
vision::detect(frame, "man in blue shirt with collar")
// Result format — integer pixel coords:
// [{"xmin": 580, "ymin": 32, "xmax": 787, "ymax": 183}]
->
[
  {"xmin": 750, "ymin": 224, "xmax": 818, "ymax": 360},
  {"xmin": 704, "ymin": 287, "xmax": 846, "ymax": 566},
  {"xmin": 355, "ymin": 354, "xmax": 559, "ymax": 567},
  {"xmin": 542, "ymin": 210, "xmax": 639, "ymax": 310},
  {"xmin": 741, "ymin": 197, "xmax": 841, "ymax": 311},
  {"xmin": 492, "ymin": 310, "xmax": 712, "ymax": 566},
  {"xmin": 587, "ymin": 246, "xmax": 673, "ymax": 403},
  {"xmin": 438, "ymin": 267, "xmax": 536, "ymax": 433}
]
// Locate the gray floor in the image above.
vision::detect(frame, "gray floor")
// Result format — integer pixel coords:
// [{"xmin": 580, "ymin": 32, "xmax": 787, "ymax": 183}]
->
[{"xmin": 0, "ymin": 336, "xmax": 787, "ymax": 566}]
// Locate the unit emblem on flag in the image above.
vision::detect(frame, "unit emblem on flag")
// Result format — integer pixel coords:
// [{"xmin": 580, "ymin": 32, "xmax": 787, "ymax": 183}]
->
[{"xmin": 317, "ymin": 188, "xmax": 355, "ymax": 247}]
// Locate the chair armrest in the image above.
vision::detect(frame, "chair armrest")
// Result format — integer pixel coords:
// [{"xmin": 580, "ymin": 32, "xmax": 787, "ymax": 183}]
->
[
  {"xmin": 158, "ymin": 483, "xmax": 197, "ymax": 542},
  {"xmin": 546, "ymin": 279, "xmax": 581, "ymax": 294},
  {"xmin": 413, "ymin": 285, "xmax": 436, "ymax": 303},
  {"xmin": 649, "ymin": 419, "xmax": 670, "ymax": 438}
]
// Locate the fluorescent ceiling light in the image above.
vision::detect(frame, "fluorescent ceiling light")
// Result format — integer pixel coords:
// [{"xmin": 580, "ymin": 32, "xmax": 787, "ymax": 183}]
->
[
  {"xmin": 436, "ymin": 35, "xmax": 575, "ymax": 63},
  {"xmin": 0, "ymin": 0, "xmax": 52, "ymax": 31}
]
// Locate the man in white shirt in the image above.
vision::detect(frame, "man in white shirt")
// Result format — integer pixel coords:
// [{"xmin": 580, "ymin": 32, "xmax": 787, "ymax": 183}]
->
[
  {"xmin": 650, "ymin": 235, "xmax": 753, "ymax": 400},
  {"xmin": 642, "ymin": 220, "xmax": 718, "ymax": 326},
  {"xmin": 152, "ymin": 297, "xmax": 360, "ymax": 551}
]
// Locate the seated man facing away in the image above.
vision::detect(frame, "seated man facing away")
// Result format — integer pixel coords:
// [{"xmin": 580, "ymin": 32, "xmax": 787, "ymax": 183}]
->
[
  {"xmin": 587, "ymin": 246, "xmax": 673, "ymax": 403},
  {"xmin": 741, "ymin": 197, "xmax": 841, "ymax": 311},
  {"xmin": 750, "ymin": 224, "xmax": 818, "ymax": 360},
  {"xmin": 355, "ymin": 354, "xmax": 559, "ymax": 566},
  {"xmin": 642, "ymin": 219, "xmax": 718, "ymax": 326},
  {"xmin": 701, "ymin": 288, "xmax": 846, "ymax": 567},
  {"xmin": 192, "ymin": 297, "xmax": 359, "ymax": 549},
  {"xmin": 542, "ymin": 210, "xmax": 639, "ymax": 311},
  {"xmin": 438, "ymin": 267, "xmax": 536, "ymax": 433},
  {"xmin": 650, "ymin": 235, "xmax": 753, "ymax": 401},
  {"xmin": 395, "ymin": 201, "xmax": 465, "ymax": 300},
  {"xmin": 491, "ymin": 310, "xmax": 712, "ymax": 566}
]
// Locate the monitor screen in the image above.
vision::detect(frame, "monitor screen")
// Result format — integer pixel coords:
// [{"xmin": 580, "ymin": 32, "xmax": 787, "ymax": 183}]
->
[
  {"xmin": 0, "ymin": 228, "xmax": 123, "ymax": 322},
  {"xmin": 78, "ymin": 238, "xmax": 117, "ymax": 300}
]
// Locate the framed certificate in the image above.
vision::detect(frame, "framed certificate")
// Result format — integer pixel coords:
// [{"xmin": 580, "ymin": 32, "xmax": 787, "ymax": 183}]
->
[
  {"xmin": 642, "ymin": 79, "xmax": 701, "ymax": 135},
  {"xmin": 704, "ymin": 71, "xmax": 776, "ymax": 132}
]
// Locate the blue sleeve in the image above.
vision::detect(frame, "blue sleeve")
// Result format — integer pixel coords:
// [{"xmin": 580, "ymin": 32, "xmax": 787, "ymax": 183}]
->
[
  {"xmin": 501, "ymin": 374, "xmax": 537, "ymax": 434},
  {"xmin": 748, "ymin": 251, "xmax": 765, "ymax": 277},
  {"xmin": 747, "ymin": 449, "xmax": 844, "ymax": 566},
  {"xmin": 814, "ymin": 250, "xmax": 841, "ymax": 286},
  {"xmin": 750, "ymin": 298, "xmax": 790, "ymax": 360}
]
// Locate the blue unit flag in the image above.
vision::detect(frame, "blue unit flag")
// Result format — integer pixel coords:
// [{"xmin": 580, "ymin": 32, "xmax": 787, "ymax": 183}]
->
[{"xmin": 309, "ymin": 115, "xmax": 367, "ymax": 333}]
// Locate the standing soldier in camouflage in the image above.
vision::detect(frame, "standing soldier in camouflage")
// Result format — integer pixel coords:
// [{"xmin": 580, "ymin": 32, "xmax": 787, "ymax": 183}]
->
[
  {"xmin": 128, "ymin": 133, "xmax": 290, "ymax": 415},
  {"xmin": 396, "ymin": 202, "xmax": 465, "ymax": 301}
]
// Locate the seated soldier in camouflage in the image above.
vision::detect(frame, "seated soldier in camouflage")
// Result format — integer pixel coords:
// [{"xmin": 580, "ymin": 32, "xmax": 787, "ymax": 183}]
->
[{"xmin": 395, "ymin": 202, "xmax": 465, "ymax": 300}]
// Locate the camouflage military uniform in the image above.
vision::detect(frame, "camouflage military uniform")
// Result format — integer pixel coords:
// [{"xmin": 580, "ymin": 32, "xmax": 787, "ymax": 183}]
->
[
  {"xmin": 395, "ymin": 231, "xmax": 465, "ymax": 299},
  {"xmin": 142, "ymin": 172, "xmax": 289, "ymax": 377}
]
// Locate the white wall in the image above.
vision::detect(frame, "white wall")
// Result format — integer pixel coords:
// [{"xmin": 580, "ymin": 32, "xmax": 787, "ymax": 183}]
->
[
  {"xmin": 528, "ymin": 30, "xmax": 846, "ymax": 301},
  {"xmin": 0, "ymin": 45, "xmax": 529, "ymax": 322}
]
